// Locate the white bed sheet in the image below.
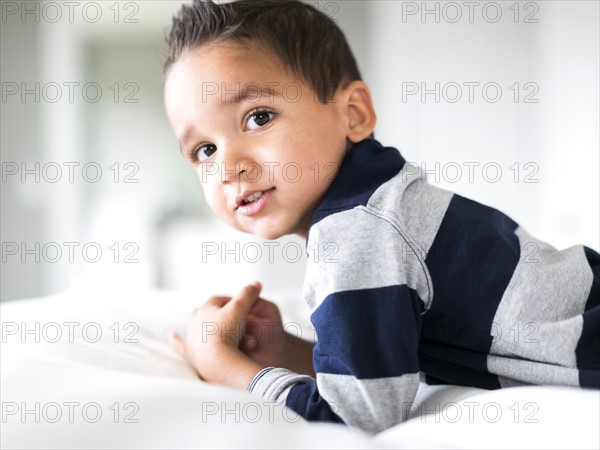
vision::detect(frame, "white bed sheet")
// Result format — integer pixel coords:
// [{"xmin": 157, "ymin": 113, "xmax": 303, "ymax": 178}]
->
[{"xmin": 1, "ymin": 289, "xmax": 598, "ymax": 449}]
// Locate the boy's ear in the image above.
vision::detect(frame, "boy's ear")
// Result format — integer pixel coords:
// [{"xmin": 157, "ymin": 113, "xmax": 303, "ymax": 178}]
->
[{"xmin": 342, "ymin": 81, "xmax": 377, "ymax": 143}]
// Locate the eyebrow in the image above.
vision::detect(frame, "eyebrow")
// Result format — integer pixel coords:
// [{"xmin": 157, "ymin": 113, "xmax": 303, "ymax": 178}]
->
[
  {"xmin": 179, "ymin": 129, "xmax": 194, "ymax": 155},
  {"xmin": 179, "ymin": 84, "xmax": 282, "ymax": 153},
  {"xmin": 224, "ymin": 84, "xmax": 282, "ymax": 104}
]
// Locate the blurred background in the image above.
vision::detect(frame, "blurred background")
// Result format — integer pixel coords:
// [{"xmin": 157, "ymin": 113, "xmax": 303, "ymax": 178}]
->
[{"xmin": 1, "ymin": 0, "xmax": 598, "ymax": 302}]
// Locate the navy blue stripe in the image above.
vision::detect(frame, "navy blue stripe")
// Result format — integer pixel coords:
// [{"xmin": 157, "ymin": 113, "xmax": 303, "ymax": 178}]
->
[
  {"xmin": 581, "ymin": 246, "xmax": 600, "ymax": 312},
  {"xmin": 310, "ymin": 285, "xmax": 422, "ymax": 379},
  {"xmin": 419, "ymin": 334, "xmax": 502, "ymax": 389},
  {"xmin": 285, "ymin": 381, "xmax": 345, "ymax": 424},
  {"xmin": 576, "ymin": 246, "xmax": 600, "ymax": 387},
  {"xmin": 309, "ymin": 139, "xmax": 405, "ymax": 227},
  {"xmin": 577, "ymin": 303, "xmax": 600, "ymax": 386},
  {"xmin": 578, "ymin": 368, "xmax": 600, "ymax": 388},
  {"xmin": 423, "ymin": 373, "xmax": 452, "ymax": 385},
  {"xmin": 422, "ymin": 194, "xmax": 521, "ymax": 388}
]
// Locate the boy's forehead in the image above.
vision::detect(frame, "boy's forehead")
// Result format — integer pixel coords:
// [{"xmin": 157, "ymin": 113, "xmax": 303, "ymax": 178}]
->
[
  {"xmin": 165, "ymin": 42, "xmax": 295, "ymax": 111},
  {"xmin": 164, "ymin": 41, "xmax": 305, "ymax": 143},
  {"xmin": 181, "ymin": 42, "xmax": 294, "ymax": 87}
]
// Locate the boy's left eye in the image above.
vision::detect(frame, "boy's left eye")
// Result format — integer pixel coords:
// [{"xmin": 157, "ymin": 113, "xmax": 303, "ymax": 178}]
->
[{"xmin": 245, "ymin": 110, "xmax": 275, "ymax": 131}]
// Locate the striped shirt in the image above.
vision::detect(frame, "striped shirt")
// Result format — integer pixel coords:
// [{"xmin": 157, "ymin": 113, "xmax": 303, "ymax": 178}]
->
[{"xmin": 248, "ymin": 138, "xmax": 600, "ymax": 434}]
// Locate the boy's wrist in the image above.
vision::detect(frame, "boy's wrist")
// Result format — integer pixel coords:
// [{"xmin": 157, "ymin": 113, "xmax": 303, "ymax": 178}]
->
[
  {"xmin": 280, "ymin": 332, "xmax": 316, "ymax": 377},
  {"xmin": 207, "ymin": 346, "xmax": 266, "ymax": 389}
]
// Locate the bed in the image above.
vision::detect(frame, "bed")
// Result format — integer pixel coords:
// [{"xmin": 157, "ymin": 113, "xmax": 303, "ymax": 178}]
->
[{"xmin": 2, "ymin": 288, "xmax": 598, "ymax": 449}]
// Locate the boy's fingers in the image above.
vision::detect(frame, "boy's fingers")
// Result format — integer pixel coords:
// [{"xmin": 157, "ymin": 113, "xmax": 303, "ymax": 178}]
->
[
  {"xmin": 203, "ymin": 295, "xmax": 232, "ymax": 308},
  {"xmin": 191, "ymin": 296, "xmax": 231, "ymax": 317},
  {"xmin": 249, "ymin": 297, "xmax": 278, "ymax": 318},
  {"xmin": 248, "ymin": 297, "xmax": 267, "ymax": 315},
  {"xmin": 226, "ymin": 282, "xmax": 262, "ymax": 318},
  {"xmin": 167, "ymin": 332, "xmax": 205, "ymax": 381},
  {"xmin": 167, "ymin": 331, "xmax": 187, "ymax": 357},
  {"xmin": 240, "ymin": 335, "xmax": 258, "ymax": 351}
]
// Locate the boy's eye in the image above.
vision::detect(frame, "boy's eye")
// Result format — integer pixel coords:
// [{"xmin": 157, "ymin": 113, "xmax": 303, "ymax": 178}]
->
[
  {"xmin": 193, "ymin": 144, "xmax": 217, "ymax": 163},
  {"xmin": 246, "ymin": 110, "xmax": 275, "ymax": 131}
]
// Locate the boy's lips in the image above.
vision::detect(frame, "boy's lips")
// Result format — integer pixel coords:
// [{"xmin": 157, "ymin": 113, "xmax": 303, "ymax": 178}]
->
[{"xmin": 235, "ymin": 188, "xmax": 275, "ymax": 217}]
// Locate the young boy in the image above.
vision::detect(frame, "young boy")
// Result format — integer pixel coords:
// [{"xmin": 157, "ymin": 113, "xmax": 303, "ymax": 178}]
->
[{"xmin": 163, "ymin": 0, "xmax": 600, "ymax": 434}]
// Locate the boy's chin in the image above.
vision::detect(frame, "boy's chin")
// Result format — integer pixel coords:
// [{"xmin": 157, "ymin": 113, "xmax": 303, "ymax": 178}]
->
[
  {"xmin": 249, "ymin": 228, "xmax": 287, "ymax": 241},
  {"xmin": 228, "ymin": 215, "xmax": 306, "ymax": 240},
  {"xmin": 237, "ymin": 223, "xmax": 291, "ymax": 241}
]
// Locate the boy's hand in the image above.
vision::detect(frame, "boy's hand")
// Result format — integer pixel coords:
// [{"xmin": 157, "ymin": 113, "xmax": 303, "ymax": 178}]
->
[
  {"xmin": 168, "ymin": 282, "xmax": 266, "ymax": 389},
  {"xmin": 240, "ymin": 292, "xmax": 316, "ymax": 377},
  {"xmin": 239, "ymin": 295, "xmax": 287, "ymax": 367}
]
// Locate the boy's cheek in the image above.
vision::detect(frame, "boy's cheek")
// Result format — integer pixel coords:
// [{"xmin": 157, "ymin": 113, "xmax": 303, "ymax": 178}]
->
[
  {"xmin": 196, "ymin": 164, "xmax": 219, "ymax": 185},
  {"xmin": 203, "ymin": 188, "xmax": 245, "ymax": 231},
  {"xmin": 206, "ymin": 194, "xmax": 230, "ymax": 220},
  {"xmin": 197, "ymin": 182, "xmax": 224, "ymax": 214}
]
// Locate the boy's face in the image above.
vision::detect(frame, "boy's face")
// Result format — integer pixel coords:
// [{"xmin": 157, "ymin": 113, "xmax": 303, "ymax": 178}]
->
[{"xmin": 164, "ymin": 42, "xmax": 351, "ymax": 240}]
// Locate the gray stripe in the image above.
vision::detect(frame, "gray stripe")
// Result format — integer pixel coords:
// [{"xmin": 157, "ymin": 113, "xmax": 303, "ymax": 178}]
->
[
  {"xmin": 317, "ymin": 372, "xmax": 420, "ymax": 434},
  {"xmin": 304, "ymin": 209, "xmax": 412, "ymax": 310},
  {"xmin": 247, "ymin": 367, "xmax": 275, "ymax": 392},
  {"xmin": 489, "ymin": 226, "xmax": 591, "ymax": 386},
  {"xmin": 248, "ymin": 367, "xmax": 314, "ymax": 403},
  {"xmin": 304, "ymin": 165, "xmax": 452, "ymax": 312},
  {"xmin": 488, "ymin": 356, "xmax": 580, "ymax": 386},
  {"xmin": 369, "ymin": 163, "xmax": 454, "ymax": 260},
  {"xmin": 496, "ymin": 375, "xmax": 534, "ymax": 388}
]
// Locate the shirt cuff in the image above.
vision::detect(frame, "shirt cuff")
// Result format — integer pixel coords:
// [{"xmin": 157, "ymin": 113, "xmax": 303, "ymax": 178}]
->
[
  {"xmin": 246, "ymin": 367, "xmax": 315, "ymax": 404},
  {"xmin": 247, "ymin": 366, "xmax": 275, "ymax": 393}
]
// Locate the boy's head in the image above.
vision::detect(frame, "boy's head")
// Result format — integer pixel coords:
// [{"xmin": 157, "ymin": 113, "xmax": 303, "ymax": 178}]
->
[
  {"xmin": 163, "ymin": 0, "xmax": 377, "ymax": 240},
  {"xmin": 164, "ymin": 0, "xmax": 362, "ymax": 103}
]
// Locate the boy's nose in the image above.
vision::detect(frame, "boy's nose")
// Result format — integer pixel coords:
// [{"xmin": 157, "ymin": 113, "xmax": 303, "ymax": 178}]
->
[
  {"xmin": 220, "ymin": 162, "xmax": 245, "ymax": 184},
  {"xmin": 218, "ymin": 143, "xmax": 256, "ymax": 185}
]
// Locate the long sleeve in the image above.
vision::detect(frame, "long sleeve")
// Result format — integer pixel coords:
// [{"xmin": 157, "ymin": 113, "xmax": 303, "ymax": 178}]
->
[
  {"xmin": 248, "ymin": 138, "xmax": 600, "ymax": 433},
  {"xmin": 247, "ymin": 140, "xmax": 437, "ymax": 433},
  {"xmin": 249, "ymin": 199, "xmax": 432, "ymax": 433}
]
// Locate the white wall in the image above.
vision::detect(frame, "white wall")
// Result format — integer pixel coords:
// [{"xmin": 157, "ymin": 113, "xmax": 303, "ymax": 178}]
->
[
  {"xmin": 364, "ymin": 0, "xmax": 599, "ymax": 250},
  {"xmin": 1, "ymin": 1, "xmax": 598, "ymax": 302}
]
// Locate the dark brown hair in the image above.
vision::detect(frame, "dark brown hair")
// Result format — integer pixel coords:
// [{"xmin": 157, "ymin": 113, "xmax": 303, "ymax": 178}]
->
[{"xmin": 164, "ymin": 0, "xmax": 363, "ymax": 103}]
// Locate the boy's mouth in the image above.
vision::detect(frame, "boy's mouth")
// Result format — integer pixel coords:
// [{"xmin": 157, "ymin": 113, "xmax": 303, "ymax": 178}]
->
[
  {"xmin": 236, "ymin": 188, "xmax": 275, "ymax": 209},
  {"xmin": 243, "ymin": 192, "xmax": 264, "ymax": 205},
  {"xmin": 236, "ymin": 188, "xmax": 275, "ymax": 217}
]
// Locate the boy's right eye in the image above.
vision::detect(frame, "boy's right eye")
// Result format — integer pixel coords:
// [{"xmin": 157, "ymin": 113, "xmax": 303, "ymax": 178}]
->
[{"xmin": 192, "ymin": 144, "xmax": 217, "ymax": 163}]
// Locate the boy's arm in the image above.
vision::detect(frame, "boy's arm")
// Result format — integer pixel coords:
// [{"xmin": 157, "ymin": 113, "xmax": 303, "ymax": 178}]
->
[
  {"xmin": 248, "ymin": 285, "xmax": 422, "ymax": 432},
  {"xmin": 280, "ymin": 333, "xmax": 315, "ymax": 377},
  {"xmin": 168, "ymin": 283, "xmax": 268, "ymax": 389},
  {"xmin": 247, "ymin": 214, "xmax": 424, "ymax": 434},
  {"xmin": 169, "ymin": 284, "xmax": 317, "ymax": 386}
]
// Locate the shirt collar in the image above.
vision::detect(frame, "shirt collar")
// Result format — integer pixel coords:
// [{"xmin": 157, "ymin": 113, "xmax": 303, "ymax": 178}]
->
[{"xmin": 309, "ymin": 138, "xmax": 406, "ymax": 228}]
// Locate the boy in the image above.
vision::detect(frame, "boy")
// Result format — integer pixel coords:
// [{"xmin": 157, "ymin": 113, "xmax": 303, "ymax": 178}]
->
[{"xmin": 163, "ymin": 0, "xmax": 600, "ymax": 434}]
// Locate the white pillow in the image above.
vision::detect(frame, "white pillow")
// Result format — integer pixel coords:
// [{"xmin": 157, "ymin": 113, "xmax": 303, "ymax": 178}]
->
[
  {"xmin": 2, "ymin": 289, "xmax": 598, "ymax": 449},
  {"xmin": 1, "ymin": 289, "xmax": 379, "ymax": 449}
]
